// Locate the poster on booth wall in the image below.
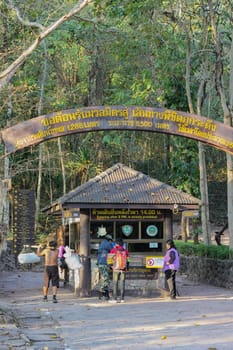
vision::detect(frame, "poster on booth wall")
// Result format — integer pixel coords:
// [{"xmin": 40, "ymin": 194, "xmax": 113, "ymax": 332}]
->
[{"xmin": 146, "ymin": 256, "xmax": 164, "ymax": 268}]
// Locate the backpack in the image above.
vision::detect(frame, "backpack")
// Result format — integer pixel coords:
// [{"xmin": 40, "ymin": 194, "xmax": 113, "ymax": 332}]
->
[{"xmin": 112, "ymin": 248, "xmax": 127, "ymax": 270}]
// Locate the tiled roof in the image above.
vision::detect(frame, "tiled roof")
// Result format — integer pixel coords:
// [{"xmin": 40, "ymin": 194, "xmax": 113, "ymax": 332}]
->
[{"xmin": 45, "ymin": 163, "xmax": 200, "ymax": 212}]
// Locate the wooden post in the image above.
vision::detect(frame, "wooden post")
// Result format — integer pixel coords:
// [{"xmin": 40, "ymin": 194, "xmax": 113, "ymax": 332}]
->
[
  {"xmin": 164, "ymin": 213, "xmax": 173, "ymax": 242},
  {"xmin": 78, "ymin": 209, "xmax": 91, "ymax": 297},
  {"xmin": 181, "ymin": 216, "xmax": 188, "ymax": 242}
]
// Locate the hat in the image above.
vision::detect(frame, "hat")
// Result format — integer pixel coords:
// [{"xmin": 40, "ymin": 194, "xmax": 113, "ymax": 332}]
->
[
  {"xmin": 116, "ymin": 237, "xmax": 123, "ymax": 246},
  {"xmin": 105, "ymin": 234, "xmax": 113, "ymax": 240}
]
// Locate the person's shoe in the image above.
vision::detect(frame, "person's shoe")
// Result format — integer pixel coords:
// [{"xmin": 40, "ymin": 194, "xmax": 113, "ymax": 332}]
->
[
  {"xmin": 170, "ymin": 296, "xmax": 176, "ymax": 300},
  {"xmin": 104, "ymin": 290, "xmax": 110, "ymax": 301},
  {"xmin": 120, "ymin": 299, "xmax": 125, "ymax": 303},
  {"xmin": 53, "ymin": 296, "xmax": 58, "ymax": 303},
  {"xmin": 99, "ymin": 290, "xmax": 107, "ymax": 300},
  {"xmin": 109, "ymin": 299, "xmax": 117, "ymax": 303},
  {"xmin": 43, "ymin": 296, "xmax": 48, "ymax": 302}
]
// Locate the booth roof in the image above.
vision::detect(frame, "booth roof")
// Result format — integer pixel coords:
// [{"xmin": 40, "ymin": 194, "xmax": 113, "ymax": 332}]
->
[{"xmin": 43, "ymin": 163, "xmax": 201, "ymax": 214}]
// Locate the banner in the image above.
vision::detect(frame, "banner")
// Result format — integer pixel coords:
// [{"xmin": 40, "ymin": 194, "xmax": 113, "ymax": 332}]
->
[{"xmin": 2, "ymin": 106, "xmax": 233, "ymax": 155}]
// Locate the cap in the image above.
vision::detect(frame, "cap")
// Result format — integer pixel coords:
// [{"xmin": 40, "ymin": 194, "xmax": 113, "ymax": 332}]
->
[
  {"xmin": 105, "ymin": 234, "xmax": 113, "ymax": 240},
  {"xmin": 116, "ymin": 237, "xmax": 123, "ymax": 246}
]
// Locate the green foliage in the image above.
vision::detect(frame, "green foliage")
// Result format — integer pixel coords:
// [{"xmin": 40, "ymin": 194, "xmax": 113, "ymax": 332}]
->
[
  {"xmin": 168, "ymin": 138, "xmax": 200, "ymax": 197},
  {"xmin": 0, "ymin": 0, "xmax": 232, "ymax": 232},
  {"xmin": 35, "ymin": 233, "xmax": 48, "ymax": 246},
  {"xmin": 175, "ymin": 240, "xmax": 231, "ymax": 260}
]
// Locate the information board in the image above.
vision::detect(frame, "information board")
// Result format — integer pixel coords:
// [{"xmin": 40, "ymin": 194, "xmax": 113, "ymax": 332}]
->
[{"xmin": 146, "ymin": 256, "xmax": 164, "ymax": 268}]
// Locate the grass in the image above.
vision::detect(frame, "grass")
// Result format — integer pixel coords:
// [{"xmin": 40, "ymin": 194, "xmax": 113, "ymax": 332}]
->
[{"xmin": 175, "ymin": 240, "xmax": 233, "ymax": 260}]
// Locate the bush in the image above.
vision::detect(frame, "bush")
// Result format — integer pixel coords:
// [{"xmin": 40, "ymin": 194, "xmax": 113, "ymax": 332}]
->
[{"xmin": 175, "ymin": 240, "xmax": 231, "ymax": 260}]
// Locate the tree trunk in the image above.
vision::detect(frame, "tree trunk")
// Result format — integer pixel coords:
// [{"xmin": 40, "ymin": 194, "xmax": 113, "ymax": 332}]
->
[
  {"xmin": 184, "ymin": 23, "xmax": 211, "ymax": 244},
  {"xmin": 227, "ymin": 29, "xmax": 233, "ymax": 250},
  {"xmin": 58, "ymin": 137, "xmax": 66, "ymax": 195},
  {"xmin": 196, "ymin": 54, "xmax": 211, "ymax": 245},
  {"xmin": 0, "ymin": 6, "xmax": 11, "ymax": 253},
  {"xmin": 199, "ymin": 142, "xmax": 211, "ymax": 244},
  {"xmin": 88, "ymin": 32, "xmax": 104, "ymax": 105},
  {"xmin": 209, "ymin": 0, "xmax": 233, "ymax": 249},
  {"xmin": 35, "ymin": 43, "xmax": 47, "ymax": 232},
  {"xmin": 35, "ymin": 143, "xmax": 43, "ymax": 232},
  {"xmin": 181, "ymin": 216, "xmax": 188, "ymax": 242}
]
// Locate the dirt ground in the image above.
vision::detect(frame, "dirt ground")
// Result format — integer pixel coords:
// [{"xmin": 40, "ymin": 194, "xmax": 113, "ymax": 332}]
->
[{"xmin": 1, "ymin": 269, "xmax": 233, "ymax": 350}]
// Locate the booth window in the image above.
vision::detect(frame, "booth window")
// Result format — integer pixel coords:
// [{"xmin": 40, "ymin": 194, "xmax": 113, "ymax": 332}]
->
[
  {"xmin": 141, "ymin": 221, "xmax": 163, "ymax": 239},
  {"xmin": 90, "ymin": 220, "xmax": 164, "ymax": 255},
  {"xmin": 90, "ymin": 222, "xmax": 114, "ymax": 239},
  {"xmin": 115, "ymin": 221, "xmax": 138, "ymax": 240},
  {"xmin": 128, "ymin": 242, "xmax": 163, "ymax": 253}
]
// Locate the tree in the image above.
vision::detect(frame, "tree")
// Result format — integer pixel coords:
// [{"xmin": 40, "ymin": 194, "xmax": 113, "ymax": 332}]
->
[
  {"xmin": 0, "ymin": 0, "xmax": 231, "ymax": 247},
  {"xmin": 0, "ymin": 0, "xmax": 93, "ymax": 251},
  {"xmin": 0, "ymin": 0, "xmax": 93, "ymax": 91},
  {"xmin": 208, "ymin": 0, "xmax": 233, "ymax": 250}
]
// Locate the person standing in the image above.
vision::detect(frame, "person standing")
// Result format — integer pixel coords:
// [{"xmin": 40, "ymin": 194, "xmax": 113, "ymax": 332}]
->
[
  {"xmin": 109, "ymin": 237, "xmax": 129, "ymax": 303},
  {"xmin": 97, "ymin": 234, "xmax": 113, "ymax": 300},
  {"xmin": 58, "ymin": 239, "xmax": 69, "ymax": 286},
  {"xmin": 37, "ymin": 240, "xmax": 59, "ymax": 303},
  {"xmin": 58, "ymin": 240, "xmax": 66, "ymax": 270},
  {"xmin": 162, "ymin": 239, "xmax": 180, "ymax": 300}
]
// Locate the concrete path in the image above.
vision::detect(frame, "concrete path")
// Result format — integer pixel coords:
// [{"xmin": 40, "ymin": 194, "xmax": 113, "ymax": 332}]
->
[{"xmin": 0, "ymin": 270, "xmax": 233, "ymax": 350}]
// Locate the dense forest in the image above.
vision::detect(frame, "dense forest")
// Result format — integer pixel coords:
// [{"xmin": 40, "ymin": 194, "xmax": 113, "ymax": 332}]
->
[{"xmin": 0, "ymin": 1, "xmax": 232, "ymax": 244}]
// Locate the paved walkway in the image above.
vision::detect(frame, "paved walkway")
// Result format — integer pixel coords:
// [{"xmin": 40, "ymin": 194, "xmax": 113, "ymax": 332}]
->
[{"xmin": 0, "ymin": 270, "xmax": 233, "ymax": 350}]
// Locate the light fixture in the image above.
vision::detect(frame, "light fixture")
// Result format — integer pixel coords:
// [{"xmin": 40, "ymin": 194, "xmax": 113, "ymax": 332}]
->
[{"xmin": 173, "ymin": 203, "xmax": 179, "ymax": 214}]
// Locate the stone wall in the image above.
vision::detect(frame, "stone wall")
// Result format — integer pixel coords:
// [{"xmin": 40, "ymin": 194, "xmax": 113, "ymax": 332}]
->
[
  {"xmin": 17, "ymin": 255, "xmax": 233, "ymax": 295},
  {"xmin": 180, "ymin": 254, "xmax": 233, "ymax": 289}
]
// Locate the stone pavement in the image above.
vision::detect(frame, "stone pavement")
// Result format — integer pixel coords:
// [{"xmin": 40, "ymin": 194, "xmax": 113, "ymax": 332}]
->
[{"xmin": 0, "ymin": 270, "xmax": 233, "ymax": 350}]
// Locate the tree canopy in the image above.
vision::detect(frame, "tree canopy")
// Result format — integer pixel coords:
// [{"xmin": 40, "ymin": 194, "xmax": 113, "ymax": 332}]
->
[{"xmin": 0, "ymin": 0, "xmax": 232, "ymax": 237}]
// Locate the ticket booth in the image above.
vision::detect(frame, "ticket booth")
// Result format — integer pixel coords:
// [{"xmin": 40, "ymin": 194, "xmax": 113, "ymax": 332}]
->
[{"xmin": 43, "ymin": 163, "xmax": 200, "ymax": 296}]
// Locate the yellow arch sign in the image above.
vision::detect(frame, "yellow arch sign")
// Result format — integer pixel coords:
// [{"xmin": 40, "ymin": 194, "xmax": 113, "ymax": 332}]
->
[{"xmin": 1, "ymin": 105, "xmax": 233, "ymax": 155}]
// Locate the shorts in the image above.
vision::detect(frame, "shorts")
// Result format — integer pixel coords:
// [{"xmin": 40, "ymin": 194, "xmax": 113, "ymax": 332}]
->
[{"xmin": 44, "ymin": 265, "xmax": 59, "ymax": 288}]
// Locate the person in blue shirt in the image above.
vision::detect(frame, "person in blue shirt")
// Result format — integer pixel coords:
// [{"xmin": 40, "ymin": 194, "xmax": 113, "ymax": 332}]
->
[{"xmin": 97, "ymin": 234, "xmax": 113, "ymax": 300}]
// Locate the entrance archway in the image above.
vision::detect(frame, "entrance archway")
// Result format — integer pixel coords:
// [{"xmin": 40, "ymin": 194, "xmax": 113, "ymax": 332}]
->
[
  {"xmin": 1, "ymin": 105, "xmax": 233, "ymax": 155},
  {"xmin": 1, "ymin": 105, "xmax": 231, "ymax": 295}
]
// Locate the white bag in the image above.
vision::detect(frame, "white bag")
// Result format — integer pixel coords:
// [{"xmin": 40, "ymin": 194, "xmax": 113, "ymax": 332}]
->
[
  {"xmin": 18, "ymin": 252, "xmax": 40, "ymax": 264},
  {"xmin": 64, "ymin": 246, "xmax": 82, "ymax": 270},
  {"xmin": 18, "ymin": 246, "xmax": 40, "ymax": 264}
]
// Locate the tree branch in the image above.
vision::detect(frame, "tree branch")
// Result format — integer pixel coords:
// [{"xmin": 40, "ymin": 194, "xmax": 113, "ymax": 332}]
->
[
  {"xmin": 7, "ymin": 1, "xmax": 44, "ymax": 30},
  {"xmin": 0, "ymin": 0, "xmax": 93, "ymax": 91}
]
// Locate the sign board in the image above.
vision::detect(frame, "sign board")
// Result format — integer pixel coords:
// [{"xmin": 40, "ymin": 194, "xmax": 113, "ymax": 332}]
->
[
  {"xmin": 149, "ymin": 242, "xmax": 158, "ymax": 248},
  {"xmin": 62, "ymin": 210, "xmax": 80, "ymax": 219},
  {"xmin": 146, "ymin": 256, "xmax": 164, "ymax": 268},
  {"xmin": 91, "ymin": 208, "xmax": 164, "ymax": 220},
  {"xmin": 2, "ymin": 106, "xmax": 233, "ymax": 156},
  {"xmin": 126, "ymin": 267, "xmax": 157, "ymax": 280},
  {"xmin": 62, "ymin": 209, "xmax": 80, "ymax": 225},
  {"xmin": 182, "ymin": 210, "xmax": 199, "ymax": 218}
]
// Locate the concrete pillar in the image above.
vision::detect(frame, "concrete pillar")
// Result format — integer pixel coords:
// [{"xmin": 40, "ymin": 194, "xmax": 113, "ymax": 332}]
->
[
  {"xmin": 57, "ymin": 225, "xmax": 64, "ymax": 244},
  {"xmin": 163, "ymin": 212, "xmax": 173, "ymax": 291},
  {"xmin": 164, "ymin": 213, "xmax": 173, "ymax": 241},
  {"xmin": 78, "ymin": 209, "xmax": 91, "ymax": 297}
]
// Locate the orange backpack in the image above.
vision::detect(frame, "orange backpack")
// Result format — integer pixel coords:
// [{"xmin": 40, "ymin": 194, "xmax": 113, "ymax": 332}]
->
[{"xmin": 112, "ymin": 249, "xmax": 127, "ymax": 270}]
